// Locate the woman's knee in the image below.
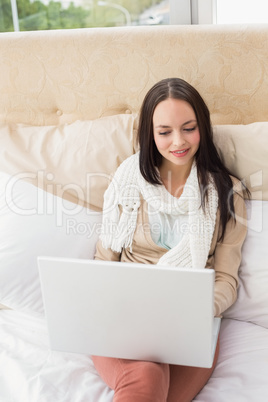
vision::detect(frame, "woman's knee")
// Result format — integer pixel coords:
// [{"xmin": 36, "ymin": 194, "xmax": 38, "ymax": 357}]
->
[
  {"xmin": 117, "ymin": 360, "xmax": 169, "ymax": 401},
  {"xmin": 93, "ymin": 356, "xmax": 170, "ymax": 401},
  {"xmin": 139, "ymin": 361, "xmax": 169, "ymax": 389}
]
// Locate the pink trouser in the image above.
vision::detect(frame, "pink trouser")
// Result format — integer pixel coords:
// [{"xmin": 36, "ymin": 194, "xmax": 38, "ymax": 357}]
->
[{"xmin": 92, "ymin": 336, "xmax": 220, "ymax": 402}]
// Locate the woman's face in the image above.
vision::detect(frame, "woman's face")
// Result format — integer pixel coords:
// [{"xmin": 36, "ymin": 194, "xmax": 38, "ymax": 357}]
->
[{"xmin": 153, "ymin": 98, "xmax": 200, "ymax": 172}]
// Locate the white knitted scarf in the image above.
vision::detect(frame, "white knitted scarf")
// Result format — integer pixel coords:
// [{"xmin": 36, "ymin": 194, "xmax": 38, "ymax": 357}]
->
[{"xmin": 100, "ymin": 152, "xmax": 218, "ymax": 269}]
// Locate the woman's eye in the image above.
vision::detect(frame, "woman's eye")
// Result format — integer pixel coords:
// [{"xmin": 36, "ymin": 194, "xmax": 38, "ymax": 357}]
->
[
  {"xmin": 159, "ymin": 131, "xmax": 170, "ymax": 136},
  {"xmin": 184, "ymin": 127, "xmax": 196, "ymax": 132}
]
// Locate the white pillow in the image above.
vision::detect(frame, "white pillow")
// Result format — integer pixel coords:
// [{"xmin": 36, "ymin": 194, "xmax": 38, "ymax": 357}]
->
[
  {"xmin": 0, "ymin": 114, "xmax": 136, "ymax": 211},
  {"xmin": 223, "ymin": 200, "xmax": 268, "ymax": 328},
  {"xmin": 0, "ymin": 171, "xmax": 102, "ymax": 315},
  {"xmin": 213, "ymin": 122, "xmax": 268, "ymax": 201}
]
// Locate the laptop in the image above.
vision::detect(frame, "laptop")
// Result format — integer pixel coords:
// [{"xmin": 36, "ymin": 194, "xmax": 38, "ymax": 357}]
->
[{"xmin": 38, "ymin": 256, "xmax": 221, "ymax": 368}]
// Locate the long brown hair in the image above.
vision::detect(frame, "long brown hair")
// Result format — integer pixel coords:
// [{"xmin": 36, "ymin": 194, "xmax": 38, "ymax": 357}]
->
[{"xmin": 137, "ymin": 77, "xmax": 249, "ymax": 241}]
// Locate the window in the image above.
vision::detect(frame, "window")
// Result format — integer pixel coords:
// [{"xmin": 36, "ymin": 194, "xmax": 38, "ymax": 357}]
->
[
  {"xmin": 187, "ymin": 0, "xmax": 268, "ymax": 25},
  {"xmin": 0, "ymin": 0, "xmax": 14, "ymax": 31},
  {"xmin": 0, "ymin": 0, "xmax": 171, "ymax": 32},
  {"xmin": 216, "ymin": 0, "xmax": 268, "ymax": 24},
  {"xmin": 1, "ymin": 0, "xmax": 267, "ymax": 32}
]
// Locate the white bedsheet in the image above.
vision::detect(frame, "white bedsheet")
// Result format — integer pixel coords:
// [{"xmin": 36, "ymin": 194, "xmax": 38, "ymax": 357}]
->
[
  {"xmin": 195, "ymin": 319, "xmax": 268, "ymax": 402},
  {"xmin": 1, "ymin": 310, "xmax": 268, "ymax": 402},
  {"xmin": 0, "ymin": 310, "xmax": 113, "ymax": 402}
]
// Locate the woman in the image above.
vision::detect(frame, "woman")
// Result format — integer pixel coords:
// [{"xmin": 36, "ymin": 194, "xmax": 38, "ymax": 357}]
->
[{"xmin": 92, "ymin": 78, "xmax": 248, "ymax": 401}]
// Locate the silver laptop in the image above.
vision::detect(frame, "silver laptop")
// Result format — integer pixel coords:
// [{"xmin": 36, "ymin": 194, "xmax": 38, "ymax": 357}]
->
[{"xmin": 38, "ymin": 256, "xmax": 221, "ymax": 368}]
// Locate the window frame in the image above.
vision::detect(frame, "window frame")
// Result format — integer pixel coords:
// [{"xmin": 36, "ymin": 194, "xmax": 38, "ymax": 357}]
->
[
  {"xmin": 169, "ymin": 0, "xmax": 217, "ymax": 25},
  {"xmin": 6, "ymin": 0, "xmax": 267, "ymax": 32}
]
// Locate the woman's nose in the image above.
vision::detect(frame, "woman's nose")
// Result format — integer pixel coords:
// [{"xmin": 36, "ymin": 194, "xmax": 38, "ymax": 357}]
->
[{"xmin": 172, "ymin": 130, "xmax": 185, "ymax": 147}]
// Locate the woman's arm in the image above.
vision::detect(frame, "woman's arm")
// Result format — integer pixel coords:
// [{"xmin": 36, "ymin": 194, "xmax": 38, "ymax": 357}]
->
[{"xmin": 212, "ymin": 185, "xmax": 248, "ymax": 317}]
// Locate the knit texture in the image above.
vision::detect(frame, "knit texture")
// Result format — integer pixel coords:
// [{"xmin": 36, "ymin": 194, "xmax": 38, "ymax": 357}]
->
[{"xmin": 100, "ymin": 152, "xmax": 218, "ymax": 269}]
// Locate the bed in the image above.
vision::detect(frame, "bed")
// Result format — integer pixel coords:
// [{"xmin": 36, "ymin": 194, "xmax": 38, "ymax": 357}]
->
[{"xmin": 1, "ymin": 24, "xmax": 268, "ymax": 401}]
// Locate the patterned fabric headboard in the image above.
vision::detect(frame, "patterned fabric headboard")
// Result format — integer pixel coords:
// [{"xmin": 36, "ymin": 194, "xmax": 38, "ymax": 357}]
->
[{"xmin": 0, "ymin": 24, "xmax": 268, "ymax": 126}]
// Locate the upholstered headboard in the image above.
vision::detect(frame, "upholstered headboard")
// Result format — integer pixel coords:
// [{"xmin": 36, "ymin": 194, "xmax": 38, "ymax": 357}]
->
[
  {"xmin": 0, "ymin": 25, "xmax": 267, "ymax": 209},
  {"xmin": 0, "ymin": 24, "xmax": 268, "ymax": 125}
]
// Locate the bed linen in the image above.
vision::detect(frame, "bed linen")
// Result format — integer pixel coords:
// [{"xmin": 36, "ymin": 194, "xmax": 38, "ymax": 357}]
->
[
  {"xmin": 1, "ymin": 310, "xmax": 268, "ymax": 402},
  {"xmin": 195, "ymin": 319, "xmax": 268, "ymax": 402},
  {"xmin": 0, "ymin": 309, "xmax": 114, "ymax": 402}
]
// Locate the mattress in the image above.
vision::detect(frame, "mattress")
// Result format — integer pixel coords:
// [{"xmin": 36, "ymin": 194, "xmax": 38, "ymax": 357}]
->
[{"xmin": 1, "ymin": 310, "xmax": 268, "ymax": 401}]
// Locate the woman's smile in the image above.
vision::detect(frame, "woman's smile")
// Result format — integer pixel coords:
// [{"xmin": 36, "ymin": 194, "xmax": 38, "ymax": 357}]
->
[{"xmin": 170, "ymin": 148, "xmax": 190, "ymax": 157}]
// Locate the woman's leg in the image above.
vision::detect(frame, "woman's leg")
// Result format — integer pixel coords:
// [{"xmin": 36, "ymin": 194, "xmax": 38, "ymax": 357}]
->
[
  {"xmin": 92, "ymin": 355, "xmax": 170, "ymax": 402},
  {"xmin": 167, "ymin": 336, "xmax": 220, "ymax": 402}
]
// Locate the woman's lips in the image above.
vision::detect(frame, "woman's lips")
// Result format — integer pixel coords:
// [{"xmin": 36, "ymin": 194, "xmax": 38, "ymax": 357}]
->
[{"xmin": 170, "ymin": 149, "xmax": 190, "ymax": 157}]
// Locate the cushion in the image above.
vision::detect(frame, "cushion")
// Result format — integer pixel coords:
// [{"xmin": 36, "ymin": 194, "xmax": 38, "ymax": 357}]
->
[
  {"xmin": 213, "ymin": 122, "xmax": 268, "ymax": 201},
  {"xmin": 0, "ymin": 114, "xmax": 137, "ymax": 211},
  {"xmin": 223, "ymin": 200, "xmax": 268, "ymax": 328},
  {"xmin": 0, "ymin": 171, "xmax": 102, "ymax": 315}
]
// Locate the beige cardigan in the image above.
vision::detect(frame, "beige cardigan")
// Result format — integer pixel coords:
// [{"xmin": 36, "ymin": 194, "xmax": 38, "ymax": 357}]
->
[{"xmin": 95, "ymin": 182, "xmax": 247, "ymax": 317}]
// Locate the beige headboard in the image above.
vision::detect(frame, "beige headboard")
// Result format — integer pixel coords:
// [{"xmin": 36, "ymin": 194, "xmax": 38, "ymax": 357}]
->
[{"xmin": 0, "ymin": 24, "xmax": 268, "ymax": 126}]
